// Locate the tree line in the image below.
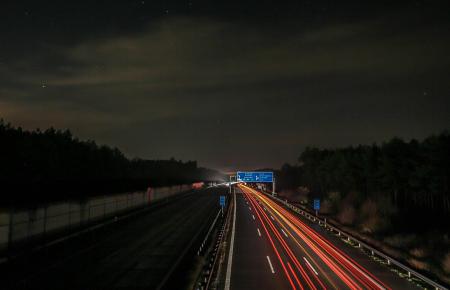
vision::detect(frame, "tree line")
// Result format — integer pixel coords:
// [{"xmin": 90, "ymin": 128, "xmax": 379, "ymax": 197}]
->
[
  {"xmin": 0, "ymin": 119, "xmax": 224, "ymax": 205},
  {"xmin": 277, "ymin": 132, "xmax": 450, "ymax": 216}
]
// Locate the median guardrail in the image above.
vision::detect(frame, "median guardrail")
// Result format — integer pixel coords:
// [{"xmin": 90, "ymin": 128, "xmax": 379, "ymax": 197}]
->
[{"xmin": 191, "ymin": 191, "xmax": 232, "ymax": 290}]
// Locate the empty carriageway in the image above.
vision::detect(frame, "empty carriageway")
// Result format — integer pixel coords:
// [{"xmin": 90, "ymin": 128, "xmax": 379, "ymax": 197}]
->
[{"xmin": 1, "ymin": 187, "xmax": 226, "ymax": 290}]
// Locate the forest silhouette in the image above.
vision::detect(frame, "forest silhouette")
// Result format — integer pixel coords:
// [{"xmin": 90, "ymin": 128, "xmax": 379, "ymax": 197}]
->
[{"xmin": 0, "ymin": 119, "xmax": 223, "ymax": 205}]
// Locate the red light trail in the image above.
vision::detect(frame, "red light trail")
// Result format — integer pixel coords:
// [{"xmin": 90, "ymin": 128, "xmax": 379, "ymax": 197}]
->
[{"xmin": 239, "ymin": 184, "xmax": 392, "ymax": 290}]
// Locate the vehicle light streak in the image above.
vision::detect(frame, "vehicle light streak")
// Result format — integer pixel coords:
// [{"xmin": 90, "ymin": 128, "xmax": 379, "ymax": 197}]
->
[
  {"xmin": 288, "ymin": 262, "xmax": 304, "ymax": 290},
  {"xmin": 243, "ymin": 186, "xmax": 363, "ymax": 290},
  {"xmin": 245, "ymin": 185, "xmax": 391, "ymax": 290},
  {"xmin": 245, "ymin": 190, "xmax": 316, "ymax": 290},
  {"xmin": 255, "ymin": 198, "xmax": 338, "ymax": 290},
  {"xmin": 243, "ymin": 190, "xmax": 344, "ymax": 289},
  {"xmin": 246, "ymin": 190, "xmax": 297, "ymax": 290},
  {"xmin": 255, "ymin": 194, "xmax": 364, "ymax": 289},
  {"xmin": 265, "ymin": 197, "xmax": 386, "ymax": 289},
  {"xmin": 260, "ymin": 193, "xmax": 378, "ymax": 289}
]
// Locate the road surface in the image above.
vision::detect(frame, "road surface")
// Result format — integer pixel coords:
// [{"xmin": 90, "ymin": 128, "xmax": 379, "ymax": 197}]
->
[
  {"xmin": 1, "ymin": 187, "xmax": 225, "ymax": 290},
  {"xmin": 227, "ymin": 184, "xmax": 418, "ymax": 290}
]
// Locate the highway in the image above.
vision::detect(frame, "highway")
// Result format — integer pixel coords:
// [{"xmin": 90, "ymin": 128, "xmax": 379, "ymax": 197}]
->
[
  {"xmin": 227, "ymin": 184, "xmax": 418, "ymax": 290},
  {"xmin": 0, "ymin": 187, "xmax": 226, "ymax": 290}
]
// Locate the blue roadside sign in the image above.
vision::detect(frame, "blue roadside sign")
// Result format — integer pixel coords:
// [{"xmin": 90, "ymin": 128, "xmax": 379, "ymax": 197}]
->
[
  {"xmin": 313, "ymin": 199, "xmax": 320, "ymax": 210},
  {"xmin": 220, "ymin": 195, "xmax": 226, "ymax": 207}
]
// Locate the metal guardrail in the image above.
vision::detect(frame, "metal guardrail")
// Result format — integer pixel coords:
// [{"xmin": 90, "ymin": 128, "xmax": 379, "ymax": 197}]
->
[
  {"xmin": 192, "ymin": 208, "xmax": 225, "ymax": 290},
  {"xmin": 205, "ymin": 195, "xmax": 233, "ymax": 290},
  {"xmin": 264, "ymin": 192, "xmax": 448, "ymax": 290},
  {"xmin": 197, "ymin": 210, "xmax": 221, "ymax": 256},
  {"xmin": 193, "ymin": 193, "xmax": 231, "ymax": 290}
]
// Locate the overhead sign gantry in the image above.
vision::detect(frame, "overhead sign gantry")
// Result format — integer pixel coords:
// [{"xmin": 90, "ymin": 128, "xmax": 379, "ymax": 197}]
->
[
  {"xmin": 233, "ymin": 171, "xmax": 276, "ymax": 195},
  {"xmin": 236, "ymin": 171, "xmax": 273, "ymax": 183}
]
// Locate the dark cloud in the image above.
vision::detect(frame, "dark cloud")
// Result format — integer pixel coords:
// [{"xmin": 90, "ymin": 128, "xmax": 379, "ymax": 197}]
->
[{"xmin": 1, "ymin": 1, "xmax": 449, "ymax": 171}]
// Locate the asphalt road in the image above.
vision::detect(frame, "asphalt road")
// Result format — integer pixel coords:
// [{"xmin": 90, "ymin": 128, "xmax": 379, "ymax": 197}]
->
[
  {"xmin": 229, "ymin": 188, "xmax": 292, "ymax": 290},
  {"xmin": 228, "ymin": 184, "xmax": 418, "ymax": 290},
  {"xmin": 1, "ymin": 187, "xmax": 225, "ymax": 290}
]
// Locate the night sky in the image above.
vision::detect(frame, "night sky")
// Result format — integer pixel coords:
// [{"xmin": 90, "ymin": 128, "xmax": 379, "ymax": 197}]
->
[{"xmin": 1, "ymin": 0, "xmax": 449, "ymax": 171}]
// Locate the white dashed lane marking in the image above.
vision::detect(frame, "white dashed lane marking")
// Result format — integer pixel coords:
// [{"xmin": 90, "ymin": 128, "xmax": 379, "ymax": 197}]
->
[
  {"xmin": 303, "ymin": 257, "xmax": 319, "ymax": 276},
  {"xmin": 266, "ymin": 256, "xmax": 275, "ymax": 274}
]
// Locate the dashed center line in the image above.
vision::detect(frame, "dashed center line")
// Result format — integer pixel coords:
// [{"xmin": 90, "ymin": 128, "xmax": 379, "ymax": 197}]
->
[
  {"xmin": 303, "ymin": 257, "xmax": 319, "ymax": 276},
  {"xmin": 252, "ymin": 214, "xmax": 255, "ymax": 220},
  {"xmin": 281, "ymin": 229, "xmax": 288, "ymax": 238},
  {"xmin": 257, "ymin": 228, "xmax": 261, "ymax": 237},
  {"xmin": 270, "ymin": 215, "xmax": 275, "ymax": 221},
  {"xmin": 266, "ymin": 256, "xmax": 275, "ymax": 274}
]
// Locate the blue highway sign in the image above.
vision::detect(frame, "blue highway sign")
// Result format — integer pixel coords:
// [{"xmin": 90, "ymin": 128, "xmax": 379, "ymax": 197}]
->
[
  {"xmin": 220, "ymin": 196, "xmax": 226, "ymax": 207},
  {"xmin": 236, "ymin": 171, "xmax": 274, "ymax": 183},
  {"xmin": 313, "ymin": 199, "xmax": 320, "ymax": 210}
]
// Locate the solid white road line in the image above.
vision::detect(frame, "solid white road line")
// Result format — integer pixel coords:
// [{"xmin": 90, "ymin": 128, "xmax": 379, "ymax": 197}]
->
[
  {"xmin": 224, "ymin": 192, "xmax": 237, "ymax": 290},
  {"xmin": 266, "ymin": 256, "xmax": 275, "ymax": 274},
  {"xmin": 303, "ymin": 257, "xmax": 319, "ymax": 276},
  {"xmin": 257, "ymin": 228, "xmax": 261, "ymax": 237},
  {"xmin": 281, "ymin": 229, "xmax": 288, "ymax": 238}
]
